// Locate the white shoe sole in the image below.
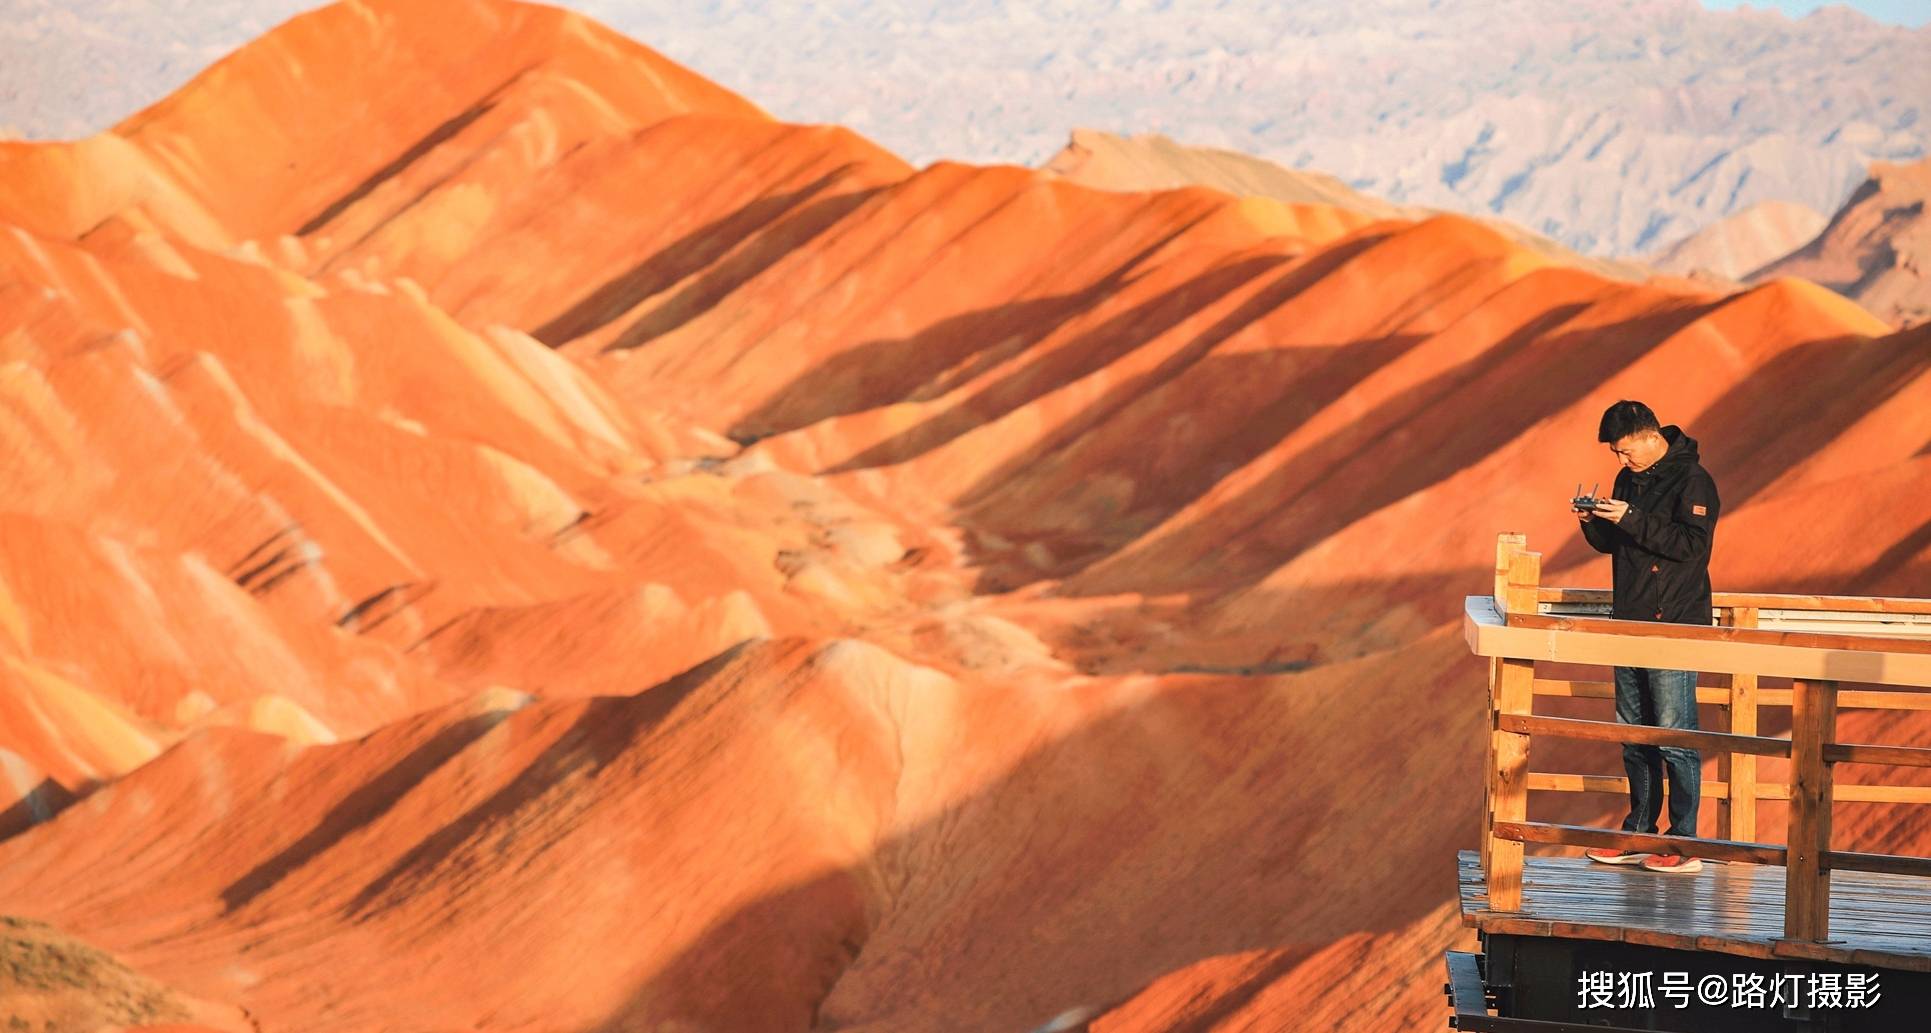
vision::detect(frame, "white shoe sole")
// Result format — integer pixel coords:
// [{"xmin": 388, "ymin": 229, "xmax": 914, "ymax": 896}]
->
[
  {"xmin": 1642, "ymin": 858, "xmax": 1704, "ymax": 874},
  {"xmin": 1586, "ymin": 851, "xmax": 1649, "ymax": 865}
]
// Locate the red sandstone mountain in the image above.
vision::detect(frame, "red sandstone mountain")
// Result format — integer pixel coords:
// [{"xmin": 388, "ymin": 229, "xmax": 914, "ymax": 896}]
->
[
  {"xmin": 1, "ymin": 1, "xmax": 1928, "ymax": 1031},
  {"xmin": 1753, "ymin": 158, "xmax": 1931, "ymax": 328}
]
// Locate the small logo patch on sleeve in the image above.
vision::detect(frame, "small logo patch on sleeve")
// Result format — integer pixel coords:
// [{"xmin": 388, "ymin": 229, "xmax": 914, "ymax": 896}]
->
[{"xmin": 1691, "ymin": 504, "xmax": 1707, "ymax": 516}]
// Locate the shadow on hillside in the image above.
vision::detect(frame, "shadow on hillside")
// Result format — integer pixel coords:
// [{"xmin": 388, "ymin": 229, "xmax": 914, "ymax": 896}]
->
[
  {"xmin": 210, "ymin": 647, "xmax": 750, "ymax": 917},
  {"xmin": 816, "ymin": 254, "xmax": 1292, "ymax": 469},
  {"xmin": 343, "ymin": 644, "xmax": 746, "ymax": 917},
  {"xmin": 534, "ymin": 166, "xmax": 869, "ymax": 347},
  {"xmin": 1857, "ymin": 516, "xmax": 1931, "ymax": 591},
  {"xmin": 934, "ymin": 230, "xmax": 1404, "ymax": 496},
  {"xmin": 759, "ymin": 230, "xmax": 1397, "ymax": 466},
  {"xmin": 973, "ymin": 298, "xmax": 1715, "ymax": 597},
  {"xmin": 599, "ymin": 180, "xmax": 890, "ymax": 353},
  {"xmin": 297, "ymin": 77, "xmax": 517, "ymax": 239},
  {"xmin": 0, "ymin": 777, "xmax": 77, "ymax": 844},
  {"xmin": 221, "ymin": 710, "xmax": 513, "ymax": 912},
  {"xmin": 724, "ymin": 213, "xmax": 1227, "ymax": 442}
]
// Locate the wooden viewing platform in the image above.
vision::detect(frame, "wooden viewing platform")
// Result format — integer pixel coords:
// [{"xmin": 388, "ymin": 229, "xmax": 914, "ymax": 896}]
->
[
  {"xmin": 1445, "ymin": 533, "xmax": 1931, "ymax": 1032},
  {"xmin": 1458, "ymin": 853, "xmax": 1931, "ymax": 973}
]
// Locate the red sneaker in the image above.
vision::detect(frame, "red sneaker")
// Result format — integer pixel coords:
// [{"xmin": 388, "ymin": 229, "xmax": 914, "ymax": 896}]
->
[
  {"xmin": 1641, "ymin": 853, "xmax": 1704, "ymax": 874},
  {"xmin": 1585, "ymin": 848, "xmax": 1648, "ymax": 865}
]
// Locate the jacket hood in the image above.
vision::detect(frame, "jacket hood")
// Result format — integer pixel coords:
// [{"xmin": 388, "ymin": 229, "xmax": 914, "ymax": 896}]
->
[{"xmin": 1643, "ymin": 424, "xmax": 1698, "ymax": 474}]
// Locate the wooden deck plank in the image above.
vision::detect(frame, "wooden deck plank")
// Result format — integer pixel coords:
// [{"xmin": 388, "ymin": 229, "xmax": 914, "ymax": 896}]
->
[
  {"xmin": 1457, "ymin": 851, "xmax": 1931, "ymax": 973},
  {"xmin": 1463, "ymin": 868, "xmax": 1931, "ymax": 960}
]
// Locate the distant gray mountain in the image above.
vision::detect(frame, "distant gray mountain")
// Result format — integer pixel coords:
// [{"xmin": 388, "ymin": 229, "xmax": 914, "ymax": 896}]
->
[
  {"xmin": 1648, "ymin": 199, "xmax": 1829, "ymax": 280},
  {"xmin": 3, "ymin": 0, "xmax": 1926, "ymax": 257}
]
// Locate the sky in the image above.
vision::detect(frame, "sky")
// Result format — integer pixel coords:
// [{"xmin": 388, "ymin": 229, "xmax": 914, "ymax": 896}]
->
[{"xmin": 1702, "ymin": 0, "xmax": 1931, "ymax": 25}]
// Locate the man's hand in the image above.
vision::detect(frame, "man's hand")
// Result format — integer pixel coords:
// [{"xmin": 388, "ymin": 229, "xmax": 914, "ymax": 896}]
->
[
  {"xmin": 1593, "ymin": 498, "xmax": 1631, "ymax": 523},
  {"xmin": 1573, "ymin": 502, "xmax": 1595, "ymax": 523}
]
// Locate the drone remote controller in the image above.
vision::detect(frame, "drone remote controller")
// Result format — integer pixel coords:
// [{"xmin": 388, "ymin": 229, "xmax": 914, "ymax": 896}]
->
[{"xmin": 1571, "ymin": 483, "xmax": 1605, "ymax": 511}]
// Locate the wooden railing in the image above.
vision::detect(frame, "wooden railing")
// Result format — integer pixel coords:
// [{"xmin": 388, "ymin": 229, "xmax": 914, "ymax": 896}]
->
[{"xmin": 1469, "ymin": 532, "xmax": 1931, "ymax": 943}]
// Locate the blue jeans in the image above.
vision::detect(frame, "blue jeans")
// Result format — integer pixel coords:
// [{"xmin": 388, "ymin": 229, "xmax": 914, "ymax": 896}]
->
[{"xmin": 1613, "ymin": 666, "xmax": 1701, "ymax": 837}]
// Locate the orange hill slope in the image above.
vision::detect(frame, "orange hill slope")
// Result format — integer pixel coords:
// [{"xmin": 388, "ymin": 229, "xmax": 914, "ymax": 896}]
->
[
  {"xmin": 0, "ymin": 209, "xmax": 976, "ymax": 816},
  {"xmin": 0, "ymin": 0, "xmax": 761, "ymax": 247},
  {"xmin": 0, "ymin": 633, "xmax": 1491, "ymax": 1033},
  {"xmin": 1, "ymin": 1, "xmax": 1929, "ymax": 1031}
]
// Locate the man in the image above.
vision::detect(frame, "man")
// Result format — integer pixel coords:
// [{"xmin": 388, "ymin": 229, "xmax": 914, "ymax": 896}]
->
[{"xmin": 1574, "ymin": 400, "xmax": 1720, "ymax": 874}]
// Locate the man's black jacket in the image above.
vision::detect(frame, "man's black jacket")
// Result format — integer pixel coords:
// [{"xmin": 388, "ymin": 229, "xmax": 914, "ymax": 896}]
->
[{"xmin": 1580, "ymin": 425, "xmax": 1721, "ymax": 625}]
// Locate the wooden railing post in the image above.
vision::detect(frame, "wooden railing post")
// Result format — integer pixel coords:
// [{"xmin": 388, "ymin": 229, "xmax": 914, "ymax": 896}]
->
[
  {"xmin": 1502, "ymin": 549, "xmax": 1541, "ymax": 621},
  {"xmin": 1784, "ymin": 678, "xmax": 1837, "ymax": 942},
  {"xmin": 1485, "ymin": 534, "xmax": 1540, "ymax": 910},
  {"xmin": 1482, "ymin": 656, "xmax": 1499, "ymax": 874},
  {"xmin": 1494, "ymin": 533, "xmax": 1526, "ymax": 611},
  {"xmin": 1487, "ymin": 656, "xmax": 1536, "ymax": 911},
  {"xmin": 1719, "ymin": 606, "xmax": 1760, "ymax": 842}
]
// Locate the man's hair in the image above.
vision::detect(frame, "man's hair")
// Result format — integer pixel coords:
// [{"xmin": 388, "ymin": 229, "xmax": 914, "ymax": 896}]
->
[{"xmin": 1598, "ymin": 400, "xmax": 1661, "ymax": 443}]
